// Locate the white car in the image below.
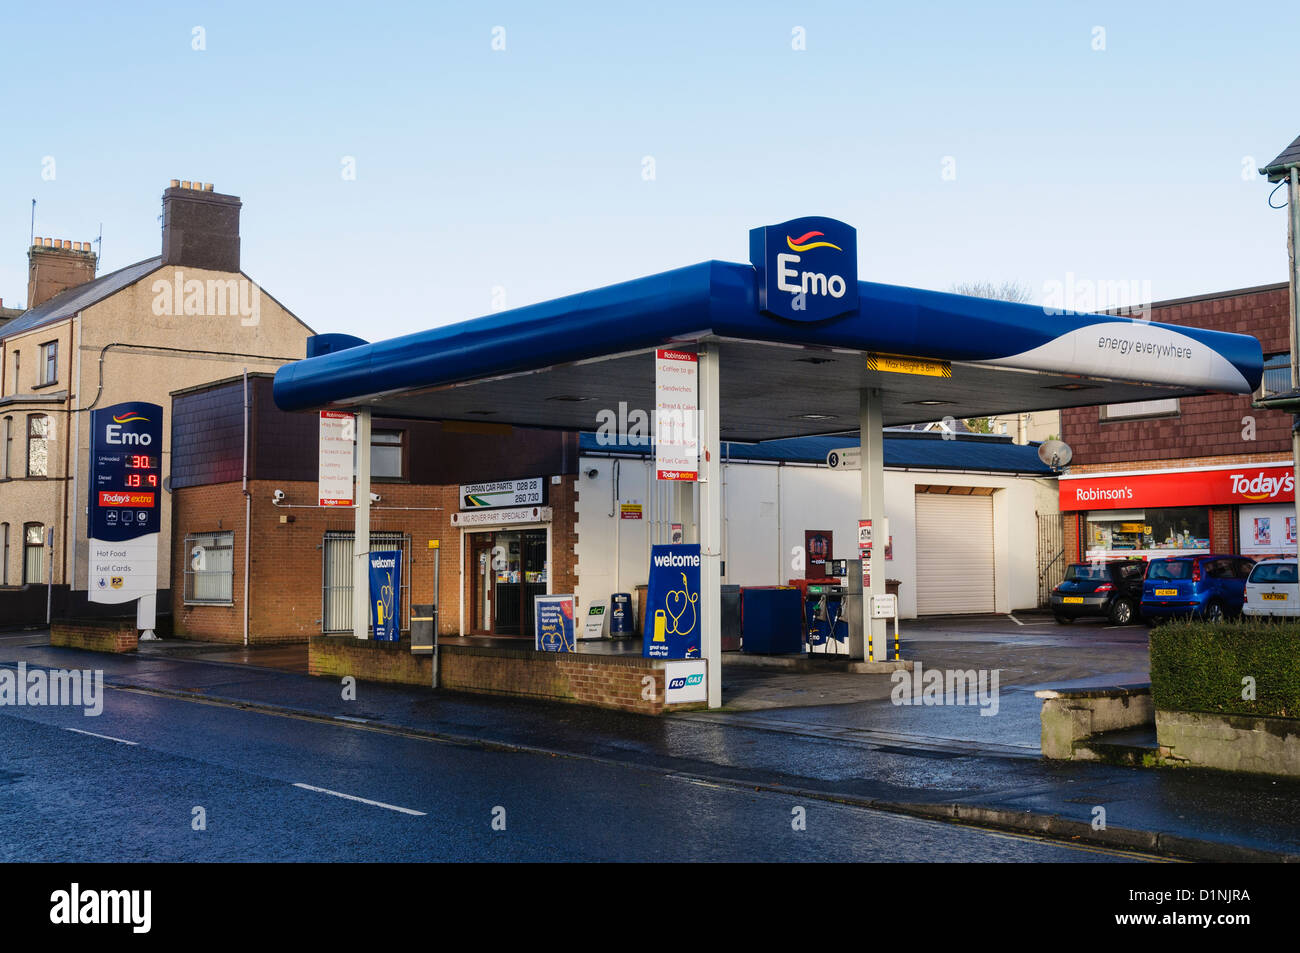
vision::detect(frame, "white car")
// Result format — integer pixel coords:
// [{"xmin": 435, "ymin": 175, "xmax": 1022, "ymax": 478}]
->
[{"xmin": 1243, "ymin": 558, "xmax": 1299, "ymax": 618}]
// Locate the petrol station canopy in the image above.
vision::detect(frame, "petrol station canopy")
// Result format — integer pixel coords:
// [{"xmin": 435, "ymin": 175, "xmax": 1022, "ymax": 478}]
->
[{"xmin": 273, "ymin": 256, "xmax": 1263, "ymax": 436}]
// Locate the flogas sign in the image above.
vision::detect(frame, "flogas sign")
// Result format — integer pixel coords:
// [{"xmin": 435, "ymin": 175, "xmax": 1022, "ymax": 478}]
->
[{"xmin": 750, "ymin": 216, "xmax": 858, "ymax": 323}]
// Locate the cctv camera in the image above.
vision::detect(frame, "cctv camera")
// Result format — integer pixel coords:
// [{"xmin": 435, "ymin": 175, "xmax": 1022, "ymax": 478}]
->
[
  {"xmin": 272, "ymin": 489, "xmax": 286, "ymax": 503},
  {"xmin": 369, "ymin": 492, "xmax": 381, "ymax": 503},
  {"xmin": 585, "ymin": 468, "xmax": 598, "ymax": 479}
]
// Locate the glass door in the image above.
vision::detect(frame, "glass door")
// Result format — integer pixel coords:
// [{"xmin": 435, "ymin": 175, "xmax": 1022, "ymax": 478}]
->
[{"xmin": 469, "ymin": 533, "xmax": 495, "ymax": 634}]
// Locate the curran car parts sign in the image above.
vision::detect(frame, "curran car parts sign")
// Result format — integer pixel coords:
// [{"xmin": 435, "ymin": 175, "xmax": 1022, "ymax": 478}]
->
[{"xmin": 1060, "ymin": 465, "xmax": 1296, "ymax": 510}]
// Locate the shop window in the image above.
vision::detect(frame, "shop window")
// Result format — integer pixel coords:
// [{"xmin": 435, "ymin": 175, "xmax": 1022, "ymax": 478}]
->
[
  {"xmin": 1085, "ymin": 506, "xmax": 1209, "ymax": 556},
  {"xmin": 1257, "ymin": 353, "xmax": 1291, "ymax": 400},
  {"xmin": 23, "ymin": 523, "xmax": 44, "ymax": 584},
  {"xmin": 1099, "ymin": 398, "xmax": 1179, "ymax": 421},
  {"xmin": 27, "ymin": 414, "xmax": 49, "ymax": 477},
  {"xmin": 184, "ymin": 531, "xmax": 235, "ymax": 604},
  {"xmin": 39, "ymin": 341, "xmax": 58, "ymax": 385}
]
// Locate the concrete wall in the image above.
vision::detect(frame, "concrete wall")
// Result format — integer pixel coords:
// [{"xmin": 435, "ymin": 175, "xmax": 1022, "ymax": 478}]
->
[
  {"xmin": 575, "ymin": 456, "xmax": 1057, "ymax": 619},
  {"xmin": 1157, "ymin": 709, "xmax": 1300, "ymax": 778}
]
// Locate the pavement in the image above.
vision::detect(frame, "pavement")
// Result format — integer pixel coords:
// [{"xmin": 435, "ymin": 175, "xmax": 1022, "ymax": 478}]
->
[{"xmin": 3, "ymin": 616, "xmax": 1300, "ymax": 861}]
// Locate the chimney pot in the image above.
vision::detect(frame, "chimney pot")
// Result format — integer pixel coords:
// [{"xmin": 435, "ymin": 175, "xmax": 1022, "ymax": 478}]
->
[
  {"xmin": 62, "ymin": 240, "xmax": 71, "ymax": 249},
  {"xmin": 44, "ymin": 238, "xmax": 52, "ymax": 247},
  {"xmin": 181, "ymin": 180, "xmax": 191, "ymax": 189},
  {"xmin": 170, "ymin": 178, "xmax": 180, "ymax": 188},
  {"xmin": 204, "ymin": 183, "xmax": 214, "ymax": 192},
  {"xmin": 32, "ymin": 237, "xmax": 41, "ymax": 247},
  {"xmin": 73, "ymin": 242, "xmax": 80, "ymax": 251}
]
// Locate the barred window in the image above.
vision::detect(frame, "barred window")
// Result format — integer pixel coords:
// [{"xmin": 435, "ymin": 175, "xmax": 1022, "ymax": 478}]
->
[{"xmin": 184, "ymin": 531, "xmax": 234, "ymax": 604}]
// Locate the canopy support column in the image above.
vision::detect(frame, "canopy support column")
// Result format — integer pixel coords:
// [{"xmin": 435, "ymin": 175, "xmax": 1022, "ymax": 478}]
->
[
  {"xmin": 854, "ymin": 387, "xmax": 888, "ymax": 660},
  {"xmin": 699, "ymin": 343, "xmax": 723, "ymax": 708},
  {"xmin": 352, "ymin": 408, "xmax": 372, "ymax": 640}
]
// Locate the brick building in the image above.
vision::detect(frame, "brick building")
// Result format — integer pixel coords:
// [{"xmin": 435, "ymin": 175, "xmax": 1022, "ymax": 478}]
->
[
  {"xmin": 0, "ymin": 181, "xmax": 311, "ymax": 625},
  {"xmin": 169, "ymin": 374, "xmax": 580, "ymax": 643},
  {"xmin": 1058, "ymin": 283, "xmax": 1294, "ymax": 561}
]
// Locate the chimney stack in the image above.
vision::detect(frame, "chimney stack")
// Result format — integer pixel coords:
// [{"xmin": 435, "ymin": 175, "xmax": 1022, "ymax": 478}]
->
[
  {"xmin": 162, "ymin": 179, "xmax": 241, "ymax": 272},
  {"xmin": 27, "ymin": 236, "xmax": 98, "ymax": 309}
]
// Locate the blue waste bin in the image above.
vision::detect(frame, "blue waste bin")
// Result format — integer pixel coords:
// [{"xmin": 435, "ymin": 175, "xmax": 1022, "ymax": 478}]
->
[{"xmin": 610, "ymin": 593, "xmax": 633, "ymax": 636}]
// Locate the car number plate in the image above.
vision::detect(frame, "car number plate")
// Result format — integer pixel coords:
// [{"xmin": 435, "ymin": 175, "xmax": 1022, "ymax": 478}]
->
[
  {"xmin": 1262, "ymin": 593, "xmax": 1288, "ymax": 601},
  {"xmin": 1062, "ymin": 596, "xmax": 1084, "ymax": 604},
  {"xmin": 1154, "ymin": 588, "xmax": 1177, "ymax": 596}
]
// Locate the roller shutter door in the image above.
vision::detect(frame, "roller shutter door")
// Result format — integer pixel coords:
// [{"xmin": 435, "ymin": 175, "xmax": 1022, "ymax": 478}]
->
[{"xmin": 915, "ymin": 493, "xmax": 995, "ymax": 615}]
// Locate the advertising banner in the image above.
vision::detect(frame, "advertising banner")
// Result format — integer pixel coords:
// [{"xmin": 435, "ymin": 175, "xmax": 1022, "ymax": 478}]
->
[
  {"xmin": 88, "ymin": 402, "xmax": 162, "ymax": 605},
  {"xmin": 655, "ymin": 349, "xmax": 698, "ymax": 481},
  {"xmin": 1238, "ymin": 503, "xmax": 1300, "ymax": 555},
  {"xmin": 1060, "ymin": 465, "xmax": 1295, "ymax": 511},
  {"xmin": 318, "ymin": 411, "xmax": 355, "ymax": 507},
  {"xmin": 643, "ymin": 544, "xmax": 702, "ymax": 659},
  {"xmin": 368, "ymin": 550, "xmax": 402, "ymax": 641},
  {"xmin": 535, "ymin": 594, "xmax": 576, "ymax": 652},
  {"xmin": 460, "ymin": 477, "xmax": 545, "ymax": 510}
]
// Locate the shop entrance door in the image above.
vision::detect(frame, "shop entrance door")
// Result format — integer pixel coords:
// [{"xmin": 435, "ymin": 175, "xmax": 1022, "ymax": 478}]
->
[{"xmin": 466, "ymin": 529, "xmax": 548, "ymax": 637}]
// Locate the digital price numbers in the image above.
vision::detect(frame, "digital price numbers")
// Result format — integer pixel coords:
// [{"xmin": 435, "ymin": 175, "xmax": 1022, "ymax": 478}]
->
[{"xmin": 123, "ymin": 454, "xmax": 159, "ymax": 488}]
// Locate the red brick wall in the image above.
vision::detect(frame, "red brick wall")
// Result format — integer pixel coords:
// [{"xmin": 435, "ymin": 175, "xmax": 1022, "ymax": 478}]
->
[
  {"xmin": 1064, "ymin": 512, "xmax": 1080, "ymax": 562},
  {"xmin": 1210, "ymin": 507, "xmax": 1235, "ymax": 554},
  {"xmin": 308, "ymin": 636, "xmax": 702, "ymax": 714},
  {"xmin": 172, "ymin": 477, "xmax": 580, "ymax": 645},
  {"xmin": 51, "ymin": 619, "xmax": 137, "ymax": 653},
  {"xmin": 1060, "ymin": 285, "xmax": 1292, "ymax": 467}
]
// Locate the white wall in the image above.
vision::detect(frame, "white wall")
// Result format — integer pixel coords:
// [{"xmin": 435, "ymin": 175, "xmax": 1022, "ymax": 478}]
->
[{"xmin": 575, "ymin": 455, "xmax": 1057, "ymax": 620}]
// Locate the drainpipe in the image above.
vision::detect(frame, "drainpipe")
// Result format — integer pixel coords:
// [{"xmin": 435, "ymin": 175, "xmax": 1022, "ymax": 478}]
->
[
  {"xmin": 242, "ymin": 369, "xmax": 251, "ymax": 648},
  {"xmin": 1290, "ymin": 167, "xmax": 1300, "ymax": 562}
]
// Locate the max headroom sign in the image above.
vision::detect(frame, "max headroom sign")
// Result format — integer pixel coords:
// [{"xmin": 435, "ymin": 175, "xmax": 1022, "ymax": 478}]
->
[{"xmin": 750, "ymin": 216, "xmax": 858, "ymax": 323}]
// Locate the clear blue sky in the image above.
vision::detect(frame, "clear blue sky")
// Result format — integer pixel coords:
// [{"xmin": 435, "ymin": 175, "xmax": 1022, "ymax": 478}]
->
[{"xmin": 2, "ymin": 0, "xmax": 1297, "ymax": 338}]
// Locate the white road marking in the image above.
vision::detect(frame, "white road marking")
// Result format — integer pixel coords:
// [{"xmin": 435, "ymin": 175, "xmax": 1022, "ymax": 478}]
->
[
  {"xmin": 292, "ymin": 782, "xmax": 426, "ymax": 816},
  {"xmin": 63, "ymin": 726, "xmax": 138, "ymax": 746}
]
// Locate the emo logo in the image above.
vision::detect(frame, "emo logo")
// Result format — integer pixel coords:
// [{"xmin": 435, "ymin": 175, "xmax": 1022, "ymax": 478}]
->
[{"xmin": 750, "ymin": 216, "xmax": 858, "ymax": 323}]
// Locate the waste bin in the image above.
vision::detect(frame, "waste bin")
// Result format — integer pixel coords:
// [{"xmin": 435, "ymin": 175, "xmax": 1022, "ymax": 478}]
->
[
  {"xmin": 411, "ymin": 603, "xmax": 437, "ymax": 655},
  {"xmin": 610, "ymin": 593, "xmax": 633, "ymax": 636}
]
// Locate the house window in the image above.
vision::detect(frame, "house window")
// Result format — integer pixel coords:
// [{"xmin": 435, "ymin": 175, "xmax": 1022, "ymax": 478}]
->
[
  {"xmin": 184, "ymin": 531, "xmax": 235, "ymax": 604},
  {"xmin": 10, "ymin": 351, "xmax": 18, "ymax": 394},
  {"xmin": 23, "ymin": 523, "xmax": 44, "ymax": 584},
  {"xmin": 1, "ymin": 523, "xmax": 8, "ymax": 585},
  {"xmin": 371, "ymin": 429, "xmax": 404, "ymax": 479},
  {"xmin": 27, "ymin": 415, "xmax": 49, "ymax": 477},
  {"xmin": 2, "ymin": 416, "xmax": 10, "ymax": 479},
  {"xmin": 1099, "ymin": 398, "xmax": 1180, "ymax": 421},
  {"xmin": 1257, "ymin": 353, "xmax": 1291, "ymax": 400},
  {"xmin": 39, "ymin": 341, "xmax": 58, "ymax": 385}
]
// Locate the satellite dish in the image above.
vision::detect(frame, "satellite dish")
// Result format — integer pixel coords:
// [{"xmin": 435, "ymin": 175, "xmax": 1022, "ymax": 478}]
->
[{"xmin": 1038, "ymin": 439, "xmax": 1073, "ymax": 470}]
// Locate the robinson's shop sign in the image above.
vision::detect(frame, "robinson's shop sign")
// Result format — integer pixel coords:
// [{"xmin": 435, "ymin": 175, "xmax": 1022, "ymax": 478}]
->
[{"xmin": 1060, "ymin": 465, "xmax": 1296, "ymax": 511}]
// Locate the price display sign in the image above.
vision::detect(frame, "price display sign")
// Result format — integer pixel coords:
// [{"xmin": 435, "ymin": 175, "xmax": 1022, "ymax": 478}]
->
[{"xmin": 88, "ymin": 402, "xmax": 162, "ymax": 603}]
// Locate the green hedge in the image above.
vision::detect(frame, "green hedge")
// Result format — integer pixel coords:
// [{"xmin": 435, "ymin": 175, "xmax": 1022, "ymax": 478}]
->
[{"xmin": 1149, "ymin": 619, "xmax": 1300, "ymax": 719}]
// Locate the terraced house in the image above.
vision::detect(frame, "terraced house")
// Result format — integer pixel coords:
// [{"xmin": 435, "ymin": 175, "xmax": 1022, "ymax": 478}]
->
[{"xmin": 0, "ymin": 181, "xmax": 311, "ymax": 624}]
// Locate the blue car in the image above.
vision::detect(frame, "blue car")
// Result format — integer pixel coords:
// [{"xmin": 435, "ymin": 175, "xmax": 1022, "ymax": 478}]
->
[{"xmin": 1140, "ymin": 555, "xmax": 1255, "ymax": 623}]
